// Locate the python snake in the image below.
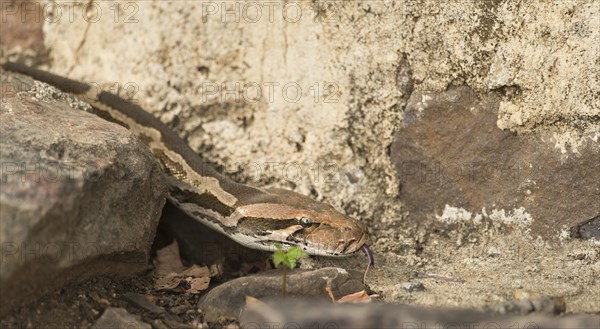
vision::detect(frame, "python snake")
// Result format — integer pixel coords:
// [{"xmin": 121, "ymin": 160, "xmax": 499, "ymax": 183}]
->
[{"xmin": 2, "ymin": 62, "xmax": 369, "ymax": 257}]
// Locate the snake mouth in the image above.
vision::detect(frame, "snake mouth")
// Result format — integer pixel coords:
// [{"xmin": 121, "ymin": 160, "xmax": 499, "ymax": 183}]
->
[
  {"xmin": 263, "ymin": 227, "xmax": 367, "ymax": 257},
  {"xmin": 340, "ymin": 230, "xmax": 369, "ymax": 255},
  {"xmin": 355, "ymin": 230, "xmax": 369, "ymax": 252},
  {"xmin": 303, "ymin": 227, "xmax": 369, "ymax": 256},
  {"xmin": 253, "ymin": 216, "xmax": 369, "ymax": 257}
]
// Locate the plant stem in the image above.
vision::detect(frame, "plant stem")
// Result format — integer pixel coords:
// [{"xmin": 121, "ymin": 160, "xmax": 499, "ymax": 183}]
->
[{"xmin": 282, "ymin": 265, "xmax": 287, "ymax": 297}]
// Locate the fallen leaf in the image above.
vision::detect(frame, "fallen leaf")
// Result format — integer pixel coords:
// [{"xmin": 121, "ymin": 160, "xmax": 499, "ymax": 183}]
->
[
  {"xmin": 154, "ymin": 241, "xmax": 186, "ymax": 275},
  {"xmin": 325, "ymin": 287, "xmax": 372, "ymax": 304},
  {"xmin": 154, "ymin": 272, "xmax": 182, "ymax": 290},
  {"xmin": 336, "ymin": 290, "xmax": 372, "ymax": 303},
  {"xmin": 153, "ymin": 241, "xmax": 211, "ymax": 293},
  {"xmin": 326, "ymin": 287, "xmax": 336, "ymax": 303},
  {"xmin": 186, "ymin": 276, "xmax": 210, "ymax": 294}
]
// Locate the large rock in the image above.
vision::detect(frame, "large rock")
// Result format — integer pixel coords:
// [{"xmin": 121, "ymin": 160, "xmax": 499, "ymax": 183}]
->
[
  {"xmin": 391, "ymin": 86, "xmax": 599, "ymax": 241},
  {"xmin": 198, "ymin": 267, "xmax": 367, "ymax": 322},
  {"xmin": 0, "ymin": 71, "xmax": 167, "ymax": 315}
]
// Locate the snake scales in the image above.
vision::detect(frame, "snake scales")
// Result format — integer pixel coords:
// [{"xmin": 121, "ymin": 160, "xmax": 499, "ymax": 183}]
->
[{"xmin": 2, "ymin": 62, "xmax": 369, "ymax": 257}]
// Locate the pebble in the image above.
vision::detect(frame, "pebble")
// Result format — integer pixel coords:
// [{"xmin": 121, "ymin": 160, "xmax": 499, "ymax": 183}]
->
[
  {"xmin": 400, "ymin": 281, "xmax": 425, "ymax": 292},
  {"xmin": 93, "ymin": 308, "xmax": 151, "ymax": 329}
]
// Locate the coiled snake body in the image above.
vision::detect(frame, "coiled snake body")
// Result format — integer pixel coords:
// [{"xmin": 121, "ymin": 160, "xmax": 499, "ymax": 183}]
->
[{"xmin": 3, "ymin": 62, "xmax": 369, "ymax": 257}]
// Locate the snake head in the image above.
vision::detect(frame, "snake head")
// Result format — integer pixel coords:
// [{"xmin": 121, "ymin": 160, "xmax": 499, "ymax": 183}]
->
[
  {"xmin": 235, "ymin": 188, "xmax": 368, "ymax": 256},
  {"xmin": 291, "ymin": 209, "xmax": 369, "ymax": 256}
]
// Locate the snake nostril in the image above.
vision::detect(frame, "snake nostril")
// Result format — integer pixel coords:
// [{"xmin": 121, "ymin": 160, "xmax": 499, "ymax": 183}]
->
[{"xmin": 343, "ymin": 226, "xmax": 352, "ymax": 232}]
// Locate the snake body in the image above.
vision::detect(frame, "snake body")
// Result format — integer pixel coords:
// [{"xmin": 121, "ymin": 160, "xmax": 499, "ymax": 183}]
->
[{"xmin": 3, "ymin": 62, "xmax": 368, "ymax": 257}]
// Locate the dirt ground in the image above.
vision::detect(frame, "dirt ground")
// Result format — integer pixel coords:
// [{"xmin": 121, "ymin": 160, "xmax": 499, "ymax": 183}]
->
[
  {"xmin": 317, "ymin": 212, "xmax": 599, "ymax": 313},
  {"xmin": 1, "ymin": 207, "xmax": 598, "ymax": 328}
]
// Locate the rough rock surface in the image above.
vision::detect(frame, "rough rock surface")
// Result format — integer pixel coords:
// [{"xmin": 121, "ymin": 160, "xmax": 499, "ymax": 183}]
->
[
  {"xmin": 0, "ymin": 71, "xmax": 167, "ymax": 315},
  {"xmin": 198, "ymin": 267, "xmax": 366, "ymax": 322},
  {"xmin": 0, "ymin": 0, "xmax": 45, "ymax": 56},
  {"xmin": 391, "ymin": 86, "xmax": 600, "ymax": 241}
]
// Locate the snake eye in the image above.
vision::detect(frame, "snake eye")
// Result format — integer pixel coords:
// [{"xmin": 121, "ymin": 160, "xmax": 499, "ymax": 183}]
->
[{"xmin": 298, "ymin": 216, "xmax": 313, "ymax": 227}]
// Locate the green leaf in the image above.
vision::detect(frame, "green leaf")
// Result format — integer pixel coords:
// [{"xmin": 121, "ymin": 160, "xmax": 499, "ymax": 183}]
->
[
  {"xmin": 272, "ymin": 244, "xmax": 307, "ymax": 269},
  {"xmin": 287, "ymin": 246, "xmax": 306, "ymax": 261},
  {"xmin": 273, "ymin": 250, "xmax": 285, "ymax": 267},
  {"xmin": 284, "ymin": 258, "xmax": 296, "ymax": 269}
]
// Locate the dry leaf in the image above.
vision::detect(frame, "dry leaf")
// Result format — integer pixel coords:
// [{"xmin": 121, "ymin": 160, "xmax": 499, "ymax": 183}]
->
[
  {"xmin": 326, "ymin": 287, "xmax": 336, "ymax": 303},
  {"xmin": 154, "ymin": 272, "xmax": 182, "ymax": 290},
  {"xmin": 325, "ymin": 287, "xmax": 372, "ymax": 304},
  {"xmin": 154, "ymin": 241, "xmax": 186, "ymax": 275},
  {"xmin": 153, "ymin": 241, "xmax": 211, "ymax": 293},
  {"xmin": 186, "ymin": 276, "xmax": 210, "ymax": 294},
  {"xmin": 336, "ymin": 290, "xmax": 372, "ymax": 303}
]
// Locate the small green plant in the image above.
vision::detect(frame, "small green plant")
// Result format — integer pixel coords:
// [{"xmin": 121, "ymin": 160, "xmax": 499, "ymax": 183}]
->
[{"xmin": 273, "ymin": 243, "xmax": 307, "ymax": 297}]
